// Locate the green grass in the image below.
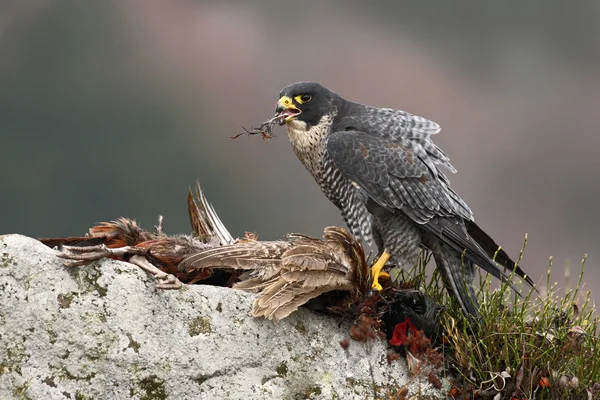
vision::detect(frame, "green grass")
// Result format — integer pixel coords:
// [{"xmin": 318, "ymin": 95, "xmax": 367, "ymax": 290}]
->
[{"xmin": 393, "ymin": 238, "xmax": 600, "ymax": 399}]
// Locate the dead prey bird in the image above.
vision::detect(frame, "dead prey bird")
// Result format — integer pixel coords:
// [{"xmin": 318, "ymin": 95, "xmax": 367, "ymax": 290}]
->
[{"xmin": 41, "ymin": 182, "xmax": 380, "ymax": 320}]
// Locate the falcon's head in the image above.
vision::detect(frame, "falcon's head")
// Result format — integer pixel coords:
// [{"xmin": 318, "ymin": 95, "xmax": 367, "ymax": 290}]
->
[{"xmin": 276, "ymin": 82, "xmax": 338, "ymax": 130}]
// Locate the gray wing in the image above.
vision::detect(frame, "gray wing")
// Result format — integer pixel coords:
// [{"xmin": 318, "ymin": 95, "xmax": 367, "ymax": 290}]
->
[
  {"xmin": 326, "ymin": 131, "xmax": 531, "ymax": 286},
  {"xmin": 334, "ymin": 104, "xmax": 456, "ymax": 174},
  {"xmin": 326, "ymin": 131, "xmax": 472, "ymax": 224}
]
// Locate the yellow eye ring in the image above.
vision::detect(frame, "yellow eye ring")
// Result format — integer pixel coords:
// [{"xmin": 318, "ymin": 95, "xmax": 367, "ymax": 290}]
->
[{"xmin": 295, "ymin": 94, "xmax": 312, "ymax": 104}]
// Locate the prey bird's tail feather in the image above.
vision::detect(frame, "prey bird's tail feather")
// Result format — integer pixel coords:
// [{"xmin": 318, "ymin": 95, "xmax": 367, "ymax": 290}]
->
[
  {"xmin": 39, "ymin": 217, "xmax": 154, "ymax": 249},
  {"xmin": 39, "ymin": 236, "xmax": 108, "ymax": 248},
  {"xmin": 188, "ymin": 181, "xmax": 234, "ymax": 246}
]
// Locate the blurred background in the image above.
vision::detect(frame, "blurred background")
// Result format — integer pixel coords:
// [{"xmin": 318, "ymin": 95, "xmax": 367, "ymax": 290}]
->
[{"xmin": 1, "ymin": 1, "xmax": 598, "ymax": 300}]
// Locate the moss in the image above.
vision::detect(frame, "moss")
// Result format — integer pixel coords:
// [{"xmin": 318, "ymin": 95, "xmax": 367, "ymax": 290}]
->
[
  {"xmin": 283, "ymin": 376, "xmax": 329, "ymax": 400},
  {"xmin": 0, "ymin": 342, "xmax": 27, "ymax": 375},
  {"xmin": 47, "ymin": 328, "xmax": 57, "ymax": 344},
  {"xmin": 298, "ymin": 385, "xmax": 322, "ymax": 399},
  {"xmin": 304, "ymin": 347, "xmax": 323, "ymax": 362},
  {"xmin": 74, "ymin": 391, "xmax": 87, "ymax": 400},
  {"xmin": 309, "ymin": 386, "xmax": 323, "ymax": 396},
  {"xmin": 0, "ymin": 252, "xmax": 15, "ymax": 268},
  {"xmin": 135, "ymin": 375, "xmax": 167, "ymax": 400},
  {"xmin": 85, "ymin": 347, "xmax": 105, "ymax": 361},
  {"xmin": 51, "ymin": 364, "xmax": 96, "ymax": 381},
  {"xmin": 42, "ymin": 376, "xmax": 57, "ymax": 388},
  {"xmin": 84, "ymin": 332, "xmax": 117, "ymax": 361},
  {"xmin": 75, "ymin": 268, "xmax": 108, "ymax": 297},
  {"xmin": 84, "ymin": 312, "xmax": 107, "ymax": 324},
  {"xmin": 13, "ymin": 378, "xmax": 33, "ymax": 400},
  {"xmin": 294, "ymin": 320, "xmax": 307, "ymax": 334},
  {"xmin": 276, "ymin": 361, "xmax": 288, "ymax": 377},
  {"xmin": 57, "ymin": 293, "xmax": 75, "ymax": 308},
  {"xmin": 188, "ymin": 316, "xmax": 212, "ymax": 336},
  {"xmin": 345, "ymin": 377, "xmax": 370, "ymax": 388},
  {"xmin": 344, "ymin": 376, "xmax": 373, "ymax": 394}
]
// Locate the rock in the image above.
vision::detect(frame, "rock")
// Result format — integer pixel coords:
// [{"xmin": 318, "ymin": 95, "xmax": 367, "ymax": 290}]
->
[{"xmin": 0, "ymin": 235, "xmax": 447, "ymax": 399}]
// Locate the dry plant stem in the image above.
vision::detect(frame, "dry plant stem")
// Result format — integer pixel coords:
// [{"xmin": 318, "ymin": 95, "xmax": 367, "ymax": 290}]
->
[{"xmin": 232, "ymin": 115, "xmax": 280, "ymax": 140}]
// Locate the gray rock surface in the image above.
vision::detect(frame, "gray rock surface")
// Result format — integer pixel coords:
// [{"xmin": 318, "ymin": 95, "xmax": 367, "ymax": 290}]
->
[{"xmin": 0, "ymin": 234, "xmax": 447, "ymax": 399}]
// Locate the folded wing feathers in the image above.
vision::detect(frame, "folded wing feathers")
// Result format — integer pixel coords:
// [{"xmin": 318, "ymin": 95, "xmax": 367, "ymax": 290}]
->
[
  {"xmin": 182, "ymin": 226, "xmax": 357, "ymax": 320},
  {"xmin": 180, "ymin": 241, "xmax": 291, "ymax": 271},
  {"xmin": 233, "ymin": 277, "xmax": 277, "ymax": 293},
  {"xmin": 251, "ymin": 282, "xmax": 341, "ymax": 320},
  {"xmin": 282, "ymin": 245, "xmax": 347, "ymax": 271}
]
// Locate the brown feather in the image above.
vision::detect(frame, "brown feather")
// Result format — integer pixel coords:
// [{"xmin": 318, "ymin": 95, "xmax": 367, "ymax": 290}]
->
[{"xmin": 39, "ymin": 236, "xmax": 108, "ymax": 248}]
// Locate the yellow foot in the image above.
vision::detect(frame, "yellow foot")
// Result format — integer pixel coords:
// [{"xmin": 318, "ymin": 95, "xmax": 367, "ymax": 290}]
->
[{"xmin": 371, "ymin": 251, "xmax": 391, "ymax": 291}]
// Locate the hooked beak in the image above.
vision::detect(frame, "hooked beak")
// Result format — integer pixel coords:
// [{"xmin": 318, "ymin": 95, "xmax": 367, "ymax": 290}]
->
[{"xmin": 275, "ymin": 96, "xmax": 301, "ymax": 125}]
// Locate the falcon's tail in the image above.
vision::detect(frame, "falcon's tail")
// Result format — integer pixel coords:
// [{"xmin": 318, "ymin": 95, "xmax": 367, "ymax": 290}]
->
[
  {"xmin": 466, "ymin": 220, "xmax": 534, "ymax": 288},
  {"xmin": 431, "ymin": 242, "xmax": 481, "ymax": 318}
]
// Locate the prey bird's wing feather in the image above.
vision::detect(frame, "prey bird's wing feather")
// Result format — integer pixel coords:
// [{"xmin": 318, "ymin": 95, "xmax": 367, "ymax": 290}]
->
[
  {"xmin": 281, "ymin": 244, "xmax": 349, "ymax": 273},
  {"xmin": 180, "ymin": 241, "xmax": 292, "ymax": 279},
  {"xmin": 188, "ymin": 181, "xmax": 235, "ymax": 246}
]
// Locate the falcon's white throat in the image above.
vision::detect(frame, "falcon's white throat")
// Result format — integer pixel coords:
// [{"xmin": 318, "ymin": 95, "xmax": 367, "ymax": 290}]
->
[
  {"xmin": 286, "ymin": 114, "xmax": 334, "ymax": 179},
  {"xmin": 286, "ymin": 117, "xmax": 309, "ymax": 133}
]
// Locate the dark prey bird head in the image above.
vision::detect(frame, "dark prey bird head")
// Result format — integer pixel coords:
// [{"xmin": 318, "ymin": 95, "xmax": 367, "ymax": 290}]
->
[
  {"xmin": 383, "ymin": 289, "xmax": 444, "ymax": 342},
  {"xmin": 275, "ymin": 82, "xmax": 338, "ymax": 130}
]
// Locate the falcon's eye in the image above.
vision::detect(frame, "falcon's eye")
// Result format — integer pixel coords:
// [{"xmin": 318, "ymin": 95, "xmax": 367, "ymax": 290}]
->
[{"xmin": 295, "ymin": 94, "xmax": 312, "ymax": 104}]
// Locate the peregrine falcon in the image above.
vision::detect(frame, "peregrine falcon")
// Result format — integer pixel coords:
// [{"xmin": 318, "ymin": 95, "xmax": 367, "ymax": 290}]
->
[{"xmin": 275, "ymin": 82, "xmax": 533, "ymax": 316}]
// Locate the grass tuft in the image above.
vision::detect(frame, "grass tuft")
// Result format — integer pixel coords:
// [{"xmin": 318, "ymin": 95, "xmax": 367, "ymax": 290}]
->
[{"xmin": 394, "ymin": 241, "xmax": 599, "ymax": 399}]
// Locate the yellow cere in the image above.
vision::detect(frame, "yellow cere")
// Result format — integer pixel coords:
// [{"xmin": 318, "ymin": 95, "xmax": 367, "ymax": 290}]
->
[
  {"xmin": 280, "ymin": 96, "xmax": 292, "ymax": 106},
  {"xmin": 278, "ymin": 96, "xmax": 299, "ymax": 110}
]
